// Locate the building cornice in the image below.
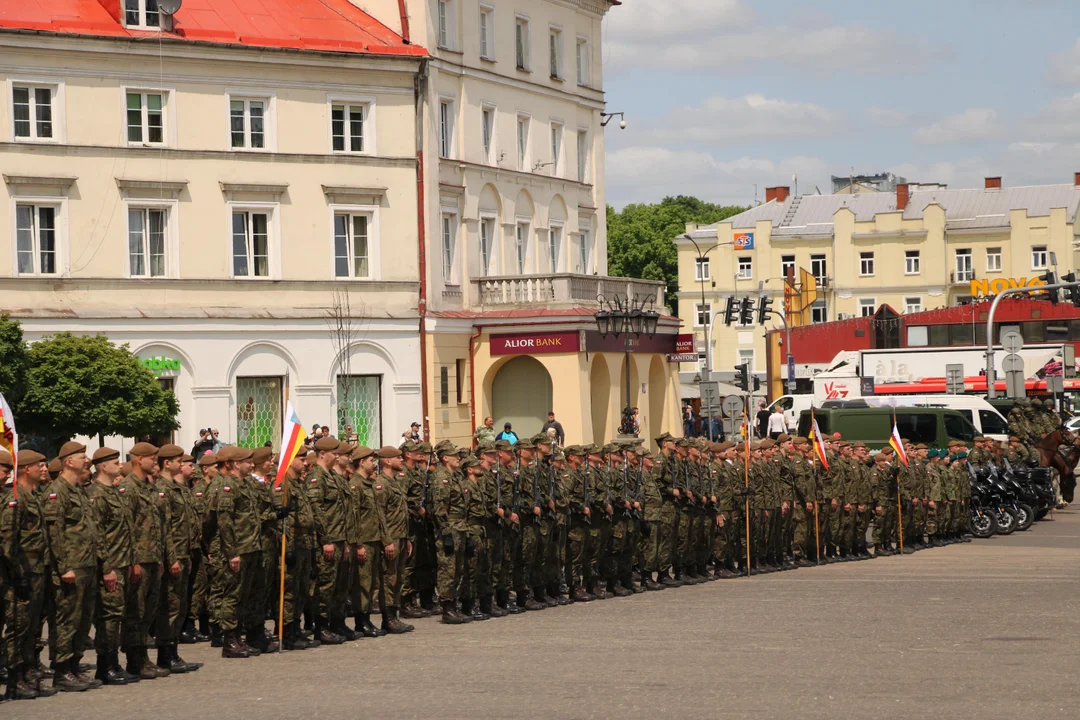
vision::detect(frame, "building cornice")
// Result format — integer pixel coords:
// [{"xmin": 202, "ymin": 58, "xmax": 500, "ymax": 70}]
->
[
  {"xmin": 429, "ymin": 57, "xmax": 606, "ymax": 110},
  {"xmin": 444, "ymin": 158, "xmax": 593, "ymax": 191}
]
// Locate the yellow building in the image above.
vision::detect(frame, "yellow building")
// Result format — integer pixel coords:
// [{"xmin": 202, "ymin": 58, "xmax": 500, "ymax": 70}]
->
[{"xmin": 675, "ymin": 177, "xmax": 1080, "ymax": 388}]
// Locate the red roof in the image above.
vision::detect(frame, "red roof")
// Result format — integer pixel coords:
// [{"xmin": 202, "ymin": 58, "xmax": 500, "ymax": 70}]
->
[{"xmin": 0, "ymin": 0, "xmax": 426, "ymax": 56}]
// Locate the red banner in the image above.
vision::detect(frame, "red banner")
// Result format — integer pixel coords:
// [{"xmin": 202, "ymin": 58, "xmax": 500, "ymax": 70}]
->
[{"xmin": 490, "ymin": 331, "xmax": 580, "ymax": 356}]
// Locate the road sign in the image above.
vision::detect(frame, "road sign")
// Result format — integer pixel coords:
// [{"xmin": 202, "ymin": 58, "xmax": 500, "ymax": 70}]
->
[
  {"xmin": 1002, "ymin": 354, "xmax": 1025, "ymax": 373},
  {"xmin": 1001, "ymin": 329, "xmax": 1023, "ymax": 354},
  {"xmin": 699, "ymin": 381, "xmax": 721, "ymax": 407},
  {"xmin": 945, "ymin": 364, "xmax": 964, "ymax": 394},
  {"xmin": 787, "ymin": 355, "xmax": 796, "ymax": 382},
  {"xmin": 722, "ymin": 418, "xmax": 742, "ymax": 436},
  {"xmin": 860, "ymin": 377, "xmax": 875, "ymax": 395},
  {"xmin": 1047, "ymin": 375, "xmax": 1065, "ymax": 394},
  {"xmin": 721, "ymin": 394, "xmax": 745, "ymax": 418},
  {"xmin": 1006, "ymin": 370, "xmax": 1026, "ymax": 399}
]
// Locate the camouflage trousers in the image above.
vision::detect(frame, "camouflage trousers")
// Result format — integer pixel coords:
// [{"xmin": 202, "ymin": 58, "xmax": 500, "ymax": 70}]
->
[
  {"xmin": 873, "ymin": 502, "xmax": 897, "ymax": 550},
  {"xmin": 94, "ymin": 567, "xmax": 127, "ymax": 653},
  {"xmin": 462, "ymin": 526, "xmax": 491, "ymax": 601},
  {"xmin": 187, "ymin": 551, "xmax": 207, "ymax": 622},
  {"xmin": 567, "ymin": 522, "xmax": 594, "ymax": 590},
  {"xmin": 349, "ymin": 543, "xmax": 378, "ymax": 615},
  {"xmin": 3, "ymin": 571, "xmax": 44, "ymax": 666},
  {"xmin": 435, "ymin": 530, "xmax": 467, "ymax": 602},
  {"xmin": 674, "ymin": 507, "xmax": 691, "ymax": 571},
  {"xmin": 513, "ymin": 521, "xmax": 542, "ymax": 597},
  {"xmin": 611, "ymin": 515, "xmax": 635, "ymax": 583},
  {"xmin": 260, "ymin": 545, "xmax": 280, "ymax": 628},
  {"xmin": 213, "ymin": 552, "xmax": 259, "ymax": 632},
  {"xmin": 315, "ymin": 541, "xmax": 348, "ymax": 623},
  {"xmin": 792, "ymin": 505, "xmax": 810, "ymax": 559},
  {"xmin": 123, "ymin": 562, "xmax": 160, "ymax": 650},
  {"xmin": 589, "ymin": 520, "xmax": 611, "ymax": 588},
  {"xmin": 655, "ymin": 503, "xmax": 676, "ymax": 573},
  {"xmin": 52, "ymin": 566, "xmax": 95, "ymax": 664},
  {"xmin": 281, "ymin": 545, "xmax": 312, "ymax": 625},
  {"xmin": 402, "ymin": 518, "xmax": 436, "ymax": 598},
  {"xmin": 155, "ymin": 558, "xmax": 190, "ymax": 644},
  {"xmin": 544, "ymin": 520, "xmax": 565, "ymax": 592},
  {"xmin": 854, "ymin": 507, "xmax": 872, "ymax": 551},
  {"xmin": 379, "ymin": 537, "xmax": 407, "ymax": 611}
]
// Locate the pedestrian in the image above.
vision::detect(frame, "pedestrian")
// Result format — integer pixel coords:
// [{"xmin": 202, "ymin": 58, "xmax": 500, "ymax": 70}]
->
[
  {"xmin": 541, "ymin": 412, "xmax": 565, "ymax": 446},
  {"xmin": 496, "ymin": 423, "xmax": 519, "ymax": 445},
  {"xmin": 401, "ymin": 422, "xmax": 421, "ymax": 444},
  {"xmin": 474, "ymin": 416, "xmax": 496, "ymax": 446},
  {"xmin": 767, "ymin": 405, "xmax": 787, "ymax": 440},
  {"xmin": 756, "ymin": 401, "xmax": 771, "ymax": 440},
  {"xmin": 191, "ymin": 430, "xmax": 215, "ymax": 458},
  {"xmin": 683, "ymin": 404, "xmax": 694, "ymax": 438}
]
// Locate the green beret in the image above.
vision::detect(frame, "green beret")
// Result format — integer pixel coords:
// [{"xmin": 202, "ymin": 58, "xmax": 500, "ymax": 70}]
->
[{"xmin": 953, "ymin": 451, "xmax": 968, "ymax": 459}]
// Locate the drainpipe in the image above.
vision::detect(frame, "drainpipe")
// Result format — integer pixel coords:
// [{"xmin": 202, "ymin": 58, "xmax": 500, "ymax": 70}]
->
[
  {"xmin": 397, "ymin": 0, "xmax": 411, "ymax": 42},
  {"xmin": 416, "ymin": 58, "xmax": 430, "ymax": 440},
  {"xmin": 469, "ymin": 325, "xmax": 481, "ymax": 446}
]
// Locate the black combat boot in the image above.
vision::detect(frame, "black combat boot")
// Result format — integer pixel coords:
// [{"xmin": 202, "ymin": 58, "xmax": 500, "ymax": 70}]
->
[
  {"xmin": 357, "ymin": 612, "xmax": 385, "ymax": 637},
  {"xmin": 400, "ymin": 594, "xmax": 425, "ymax": 620},
  {"xmin": 210, "ymin": 624, "xmax": 224, "ymax": 648},
  {"xmin": 112, "ymin": 650, "xmax": 139, "ymax": 683},
  {"xmin": 441, "ymin": 599, "xmax": 469, "ymax": 624},
  {"xmin": 486, "ymin": 594, "xmax": 508, "ymax": 617},
  {"xmin": 96, "ymin": 651, "xmax": 128, "ymax": 686},
  {"xmin": 381, "ymin": 608, "xmax": 413, "ymax": 634},
  {"xmin": 158, "ymin": 645, "xmax": 186, "ymax": 674},
  {"xmin": 221, "ymin": 631, "xmax": 250, "ymax": 659},
  {"xmin": 6, "ymin": 665, "xmax": 37, "ymax": 700},
  {"xmin": 316, "ymin": 618, "xmax": 344, "ymax": 646},
  {"xmin": 332, "ymin": 618, "xmax": 358, "ymax": 642},
  {"xmin": 53, "ymin": 659, "xmax": 90, "ymax": 693},
  {"xmin": 171, "ymin": 644, "xmax": 203, "ymax": 671},
  {"xmin": 501, "ymin": 589, "xmax": 523, "ymax": 614},
  {"xmin": 419, "ymin": 588, "xmax": 438, "ymax": 616}
]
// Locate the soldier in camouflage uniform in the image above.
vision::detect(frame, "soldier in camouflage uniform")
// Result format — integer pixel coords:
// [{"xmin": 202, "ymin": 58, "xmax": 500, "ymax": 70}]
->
[
  {"xmin": 871, "ymin": 446, "xmax": 898, "ymax": 555},
  {"xmin": 399, "ymin": 441, "xmax": 436, "ymax": 619},
  {"xmin": 511, "ymin": 439, "xmax": 547, "ymax": 610},
  {"xmin": 1005, "ymin": 436, "xmax": 1031, "ymax": 465},
  {"xmin": 429, "ymin": 442, "xmax": 471, "ymax": 624},
  {"xmin": 249, "ymin": 446, "xmax": 281, "ymax": 652},
  {"xmin": 272, "ymin": 446, "xmax": 319, "ymax": 649},
  {"xmin": 532, "ymin": 434, "xmax": 565, "ymax": 605},
  {"xmin": 187, "ymin": 453, "xmax": 216, "ymax": 643},
  {"xmin": 306, "ymin": 437, "xmax": 350, "ymax": 646},
  {"xmin": 372, "ymin": 446, "xmax": 412, "ymax": 634},
  {"xmin": 459, "ymin": 455, "xmax": 490, "ymax": 620},
  {"xmin": 346, "ymin": 445, "xmax": 389, "ymax": 637}
]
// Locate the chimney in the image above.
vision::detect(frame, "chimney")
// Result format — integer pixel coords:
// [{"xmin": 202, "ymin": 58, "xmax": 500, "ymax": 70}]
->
[
  {"xmin": 896, "ymin": 183, "xmax": 909, "ymax": 211},
  {"xmin": 985, "ymin": 176, "xmax": 1002, "ymax": 189},
  {"xmin": 1074, "ymin": 172, "xmax": 1080, "ymax": 187},
  {"xmin": 765, "ymin": 186, "xmax": 790, "ymax": 204}
]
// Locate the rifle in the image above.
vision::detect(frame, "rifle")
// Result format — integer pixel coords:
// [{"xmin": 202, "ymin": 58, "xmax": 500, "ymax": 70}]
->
[
  {"xmin": 582, "ymin": 456, "xmax": 592, "ymax": 526},
  {"xmin": 510, "ymin": 455, "xmax": 521, "ymax": 530},
  {"xmin": 531, "ymin": 456, "xmax": 541, "ymax": 525},
  {"xmin": 669, "ymin": 455, "xmax": 681, "ymax": 569},
  {"xmin": 419, "ymin": 448, "xmax": 434, "ymax": 510},
  {"xmin": 5, "ymin": 484, "xmax": 22, "ymax": 698},
  {"xmin": 547, "ymin": 450, "xmax": 557, "ymax": 518},
  {"xmin": 621, "ymin": 455, "xmax": 630, "ymax": 517}
]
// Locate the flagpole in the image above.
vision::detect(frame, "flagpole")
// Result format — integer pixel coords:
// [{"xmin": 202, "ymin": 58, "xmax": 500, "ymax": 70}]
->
[
  {"xmin": 812, "ymin": 407, "xmax": 820, "ymax": 565},
  {"xmin": 894, "ymin": 411, "xmax": 904, "ymax": 555},
  {"xmin": 278, "ymin": 372, "xmax": 290, "ymax": 645},
  {"xmin": 744, "ymin": 394, "xmax": 751, "ymax": 578}
]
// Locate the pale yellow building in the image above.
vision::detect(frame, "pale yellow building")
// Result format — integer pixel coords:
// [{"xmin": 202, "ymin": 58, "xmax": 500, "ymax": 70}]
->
[{"xmin": 676, "ymin": 177, "xmax": 1080, "ymax": 388}]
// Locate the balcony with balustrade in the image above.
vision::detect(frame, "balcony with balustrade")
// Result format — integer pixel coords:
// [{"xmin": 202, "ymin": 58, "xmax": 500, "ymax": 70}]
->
[{"xmin": 470, "ymin": 273, "xmax": 667, "ymax": 311}]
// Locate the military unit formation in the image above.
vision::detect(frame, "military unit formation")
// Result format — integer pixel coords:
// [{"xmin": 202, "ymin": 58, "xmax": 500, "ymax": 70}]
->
[{"xmin": 0, "ymin": 397, "xmax": 1065, "ymax": 701}]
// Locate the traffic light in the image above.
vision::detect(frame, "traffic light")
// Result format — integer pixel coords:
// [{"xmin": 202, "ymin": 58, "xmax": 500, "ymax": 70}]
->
[
  {"xmin": 752, "ymin": 376, "xmax": 761, "ymax": 392},
  {"xmin": 756, "ymin": 295, "xmax": 773, "ymax": 325},
  {"xmin": 738, "ymin": 297, "xmax": 754, "ymax": 325},
  {"xmin": 1064, "ymin": 273, "xmax": 1080, "ymax": 307},
  {"xmin": 1041, "ymin": 271, "xmax": 1059, "ymax": 304},
  {"xmin": 734, "ymin": 363, "xmax": 749, "ymax": 392},
  {"xmin": 722, "ymin": 296, "xmax": 738, "ymax": 326}
]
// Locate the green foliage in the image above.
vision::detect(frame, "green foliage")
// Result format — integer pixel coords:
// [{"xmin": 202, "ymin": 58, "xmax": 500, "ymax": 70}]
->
[
  {"xmin": 19, "ymin": 332, "xmax": 179, "ymax": 440},
  {"xmin": 607, "ymin": 196, "xmax": 747, "ymax": 314},
  {"xmin": 0, "ymin": 314, "xmax": 29, "ymax": 408}
]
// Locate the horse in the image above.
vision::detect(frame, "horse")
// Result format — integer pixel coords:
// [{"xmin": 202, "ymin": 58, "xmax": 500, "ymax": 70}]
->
[{"xmin": 1034, "ymin": 430, "xmax": 1078, "ymax": 504}]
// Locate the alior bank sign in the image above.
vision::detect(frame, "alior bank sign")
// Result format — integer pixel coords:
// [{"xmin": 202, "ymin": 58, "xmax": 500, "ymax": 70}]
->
[{"xmin": 969, "ymin": 276, "xmax": 1045, "ymax": 297}]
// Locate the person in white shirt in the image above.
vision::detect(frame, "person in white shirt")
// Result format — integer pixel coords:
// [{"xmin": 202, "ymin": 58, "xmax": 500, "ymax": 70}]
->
[{"xmin": 767, "ymin": 406, "xmax": 787, "ymax": 440}]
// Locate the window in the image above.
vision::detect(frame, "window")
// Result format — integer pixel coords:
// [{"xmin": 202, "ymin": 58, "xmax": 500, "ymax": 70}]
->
[
  {"xmin": 780, "ymin": 254, "xmax": 795, "ymax": 280},
  {"xmin": 440, "ymin": 366, "xmax": 449, "ymax": 405},
  {"xmin": 576, "ymin": 36, "xmax": 589, "ymax": 86},
  {"xmin": 127, "ymin": 208, "xmax": 166, "ymax": 277},
  {"xmin": 811, "ymin": 254, "xmax": 827, "ymax": 285},
  {"xmin": 738, "ymin": 348, "xmax": 754, "ymax": 372},
  {"xmin": 694, "ymin": 302, "xmax": 712, "ymax": 327},
  {"xmin": 1031, "ymin": 245, "xmax": 1048, "ymax": 270},
  {"xmin": 576, "ymin": 130, "xmax": 588, "ymax": 183},
  {"xmin": 229, "ymin": 98, "xmax": 265, "ymax": 149},
  {"xmin": 904, "ymin": 297, "xmax": 923, "ymax": 314},
  {"xmin": 517, "ymin": 115, "xmax": 530, "ymax": 169},
  {"xmin": 515, "ymin": 16, "xmax": 530, "ymax": 70},
  {"xmin": 335, "ymin": 375, "xmax": 381, "ymax": 448},
  {"xmin": 579, "ymin": 227, "xmax": 592, "ymax": 273},
  {"xmin": 549, "ymin": 225, "xmax": 562, "ymax": 273},
  {"xmin": 479, "ymin": 5, "xmax": 494, "ymax": 60},
  {"xmin": 515, "ymin": 222, "xmax": 529, "ymax": 274},
  {"xmin": 811, "ymin": 299, "xmax": 827, "ymax": 323},
  {"xmin": 12, "ymin": 85, "xmax": 53, "ymax": 141},
  {"xmin": 333, "ymin": 213, "xmax": 371, "ymax": 279},
  {"xmin": 15, "ymin": 204, "xmax": 58, "ymax": 275},
  {"xmin": 695, "ymin": 257, "xmax": 710, "ymax": 281},
  {"xmin": 441, "ymin": 213, "xmax": 456, "ymax": 283},
  {"xmin": 331, "ymin": 102, "xmax": 367, "ymax": 153},
  {"xmin": 907, "ymin": 326, "xmax": 928, "ymax": 347},
  {"xmin": 550, "ymin": 123, "xmax": 562, "ymax": 175},
  {"xmin": 858, "ymin": 299, "xmax": 876, "ymax": 317},
  {"xmin": 737, "ymin": 256, "xmax": 752, "ymax": 280},
  {"xmin": 455, "ymin": 358, "xmax": 466, "ymax": 403},
  {"xmin": 123, "ymin": 0, "xmax": 159, "ymax": 29},
  {"xmin": 986, "ymin": 247, "xmax": 1002, "ymax": 272},
  {"xmin": 439, "ymin": 99, "xmax": 454, "ymax": 158},
  {"xmin": 481, "ymin": 106, "xmax": 494, "ymax": 163},
  {"xmin": 437, "ymin": 0, "xmax": 451, "ymax": 48},
  {"xmin": 859, "ymin": 251, "xmax": 875, "ymax": 276},
  {"xmin": 231, "ymin": 211, "xmax": 270, "ymax": 278},
  {"xmin": 979, "ymin": 409, "xmax": 1009, "ymax": 436},
  {"xmin": 905, "ymin": 250, "xmax": 920, "ymax": 275},
  {"xmin": 955, "ymin": 248, "xmax": 973, "ymax": 282},
  {"xmin": 549, "ymin": 28, "xmax": 562, "ymax": 79},
  {"xmin": 479, "ymin": 217, "xmax": 496, "ymax": 276},
  {"xmin": 126, "ymin": 91, "xmax": 165, "ymax": 145}
]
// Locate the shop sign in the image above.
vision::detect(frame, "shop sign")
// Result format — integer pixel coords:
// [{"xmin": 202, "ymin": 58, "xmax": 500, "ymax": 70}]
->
[
  {"xmin": 668, "ymin": 353, "xmax": 697, "ymax": 363},
  {"xmin": 490, "ymin": 331, "xmax": 581, "ymax": 356},
  {"xmin": 969, "ymin": 276, "xmax": 1044, "ymax": 297},
  {"xmin": 734, "ymin": 232, "xmax": 754, "ymax": 250},
  {"xmin": 140, "ymin": 356, "xmax": 181, "ymax": 376},
  {"xmin": 675, "ymin": 334, "xmax": 695, "ymax": 354},
  {"xmin": 585, "ymin": 332, "xmax": 678, "ymax": 355}
]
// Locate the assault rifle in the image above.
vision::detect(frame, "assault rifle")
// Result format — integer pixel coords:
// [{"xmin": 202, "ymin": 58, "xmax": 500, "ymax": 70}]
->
[
  {"xmin": 531, "ymin": 456, "xmax": 542, "ymax": 525},
  {"xmin": 582, "ymin": 455, "xmax": 592, "ymax": 526},
  {"xmin": 419, "ymin": 447, "xmax": 435, "ymax": 510}
]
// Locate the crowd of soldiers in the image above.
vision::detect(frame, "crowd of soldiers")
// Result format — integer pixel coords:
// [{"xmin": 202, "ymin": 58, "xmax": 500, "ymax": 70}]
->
[
  {"xmin": 1007, "ymin": 397, "xmax": 1062, "ymax": 448},
  {"xmin": 0, "ymin": 400, "xmax": 1062, "ymax": 702}
]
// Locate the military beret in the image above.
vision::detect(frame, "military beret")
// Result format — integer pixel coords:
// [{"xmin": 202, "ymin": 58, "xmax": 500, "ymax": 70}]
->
[
  {"xmin": 375, "ymin": 446, "xmax": 402, "ymax": 459},
  {"xmin": 352, "ymin": 446, "xmax": 375, "ymax": 461},
  {"xmin": 92, "ymin": 447, "xmax": 121, "ymax": 465},
  {"xmin": 878, "ymin": 445, "xmax": 894, "ymax": 455},
  {"xmin": 718, "ymin": 441, "xmax": 736, "ymax": 451},
  {"xmin": 852, "ymin": 441, "xmax": 867, "ymax": 448},
  {"xmin": 948, "ymin": 440, "xmax": 966, "ymax": 447},
  {"xmin": 493, "ymin": 439, "xmax": 513, "ymax": 452},
  {"xmin": 915, "ymin": 443, "xmax": 928, "ymax": 450},
  {"xmin": 216, "ymin": 446, "xmax": 236, "ymax": 461},
  {"xmin": 953, "ymin": 450, "xmax": 968, "ymax": 459},
  {"xmin": 57, "ymin": 441, "xmax": 87, "ymax": 460},
  {"xmin": 926, "ymin": 449, "xmax": 939, "ymax": 458},
  {"xmin": 233, "ymin": 447, "xmax": 254, "ymax": 461},
  {"xmin": 336, "ymin": 443, "xmax": 356, "ymax": 456},
  {"xmin": 252, "ymin": 447, "xmax": 274, "ymax": 465},
  {"xmin": 47, "ymin": 458, "xmax": 61, "ymax": 474},
  {"xmin": 295, "ymin": 446, "xmax": 309, "ymax": 458},
  {"xmin": 0, "ymin": 448, "xmax": 12, "ymax": 468},
  {"xmin": 972, "ymin": 436, "xmax": 985, "ymax": 442},
  {"xmin": 1009, "ymin": 436, "xmax": 1020, "ymax": 443},
  {"xmin": 314, "ymin": 437, "xmax": 340, "ymax": 452},
  {"xmin": 477, "ymin": 442, "xmax": 497, "ymax": 454},
  {"xmin": 836, "ymin": 441, "xmax": 849, "ymax": 448},
  {"xmin": 130, "ymin": 442, "xmax": 159, "ymax": 457},
  {"xmin": 792, "ymin": 437, "xmax": 808, "ymax": 446},
  {"xmin": 17, "ymin": 449, "xmax": 46, "ymax": 466},
  {"xmin": 759, "ymin": 439, "xmax": 776, "ymax": 449},
  {"xmin": 777, "ymin": 434, "xmax": 791, "ymax": 444},
  {"xmin": 158, "ymin": 444, "xmax": 184, "ymax": 459},
  {"xmin": 831, "ymin": 432, "xmax": 842, "ymax": 440},
  {"xmin": 182, "ymin": 454, "xmax": 195, "ymax": 463},
  {"xmin": 197, "ymin": 453, "xmax": 218, "ymax": 467}
]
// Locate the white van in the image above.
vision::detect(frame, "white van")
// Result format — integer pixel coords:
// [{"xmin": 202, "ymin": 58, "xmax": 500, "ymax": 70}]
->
[
  {"xmin": 821, "ymin": 395, "xmax": 1010, "ymax": 442},
  {"xmin": 770, "ymin": 395, "xmax": 814, "ymax": 432}
]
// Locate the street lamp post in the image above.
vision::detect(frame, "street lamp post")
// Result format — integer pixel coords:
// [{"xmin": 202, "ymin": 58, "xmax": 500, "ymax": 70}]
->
[
  {"xmin": 681, "ymin": 235, "xmax": 736, "ymax": 387},
  {"xmin": 596, "ymin": 293, "xmax": 660, "ymax": 436}
]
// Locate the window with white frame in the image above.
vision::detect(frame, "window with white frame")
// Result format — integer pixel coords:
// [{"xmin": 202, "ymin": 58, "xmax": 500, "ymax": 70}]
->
[
  {"xmin": 548, "ymin": 225, "xmax": 562, "ymax": 273},
  {"xmin": 859, "ymin": 298, "xmax": 876, "ymax": 317},
  {"xmin": 576, "ymin": 36, "xmax": 589, "ymax": 86},
  {"xmin": 737, "ymin": 256, "xmax": 752, "ymax": 280},
  {"xmin": 859, "ymin": 251, "xmax": 875, "ymax": 276},
  {"xmin": 515, "ymin": 16, "xmax": 530, "ymax": 70},
  {"xmin": 738, "ymin": 348, "xmax": 755, "ymax": 372},
  {"xmin": 986, "ymin": 247, "xmax": 1002, "ymax": 272},
  {"xmin": 229, "ymin": 97, "xmax": 266, "ymax": 150},
  {"xmin": 695, "ymin": 257, "xmax": 710, "ymax": 281},
  {"xmin": 550, "ymin": 123, "xmax": 562, "ymax": 175},
  {"xmin": 479, "ymin": 4, "xmax": 494, "ymax": 60},
  {"xmin": 231, "ymin": 210, "xmax": 271, "ymax": 278},
  {"xmin": 330, "ymin": 101, "xmax": 368, "ymax": 153},
  {"xmin": 123, "ymin": 0, "xmax": 160, "ymax": 29},
  {"xmin": 441, "ymin": 213, "xmax": 456, "ymax": 283},
  {"xmin": 515, "ymin": 222, "xmax": 529, "ymax": 274},
  {"xmin": 576, "ymin": 130, "xmax": 588, "ymax": 183},
  {"xmin": 905, "ymin": 249, "xmax": 920, "ymax": 275},
  {"xmin": 479, "ymin": 217, "xmax": 496, "ymax": 276},
  {"xmin": 780, "ymin": 254, "xmax": 795, "ymax": 280},
  {"xmin": 955, "ymin": 248, "xmax": 973, "ymax": 282},
  {"xmin": 811, "ymin": 299, "xmax": 827, "ymax": 323},
  {"xmin": 126, "ymin": 90, "xmax": 165, "ymax": 145},
  {"xmin": 517, "ymin": 115, "xmax": 530, "ymax": 169},
  {"xmin": 811, "ymin": 253, "xmax": 827, "ymax": 285},
  {"xmin": 436, "ymin": 0, "xmax": 452, "ymax": 49},
  {"xmin": 1031, "ymin": 245, "xmax": 1048, "ymax": 270},
  {"xmin": 439, "ymin": 99, "xmax": 454, "ymax": 158},
  {"xmin": 333, "ymin": 213, "xmax": 372, "ymax": 279},
  {"xmin": 15, "ymin": 204, "xmax": 58, "ymax": 275},
  {"xmin": 12, "ymin": 85, "xmax": 55, "ymax": 141},
  {"xmin": 127, "ymin": 207, "xmax": 167, "ymax": 277},
  {"xmin": 578, "ymin": 227, "xmax": 592, "ymax": 274},
  {"xmin": 481, "ymin": 106, "xmax": 495, "ymax": 163},
  {"xmin": 905, "ymin": 296, "xmax": 923, "ymax": 314},
  {"xmin": 694, "ymin": 302, "xmax": 712, "ymax": 327},
  {"xmin": 549, "ymin": 28, "xmax": 562, "ymax": 79}
]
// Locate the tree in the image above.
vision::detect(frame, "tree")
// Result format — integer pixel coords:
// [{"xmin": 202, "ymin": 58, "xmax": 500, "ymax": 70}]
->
[
  {"xmin": 19, "ymin": 332, "xmax": 179, "ymax": 440},
  {"xmin": 0, "ymin": 314, "xmax": 29, "ymax": 408},
  {"xmin": 607, "ymin": 196, "xmax": 747, "ymax": 314}
]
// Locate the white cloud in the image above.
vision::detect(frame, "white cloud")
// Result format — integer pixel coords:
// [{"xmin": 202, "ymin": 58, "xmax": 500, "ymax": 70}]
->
[
  {"xmin": 645, "ymin": 94, "xmax": 842, "ymax": 145},
  {"xmin": 1047, "ymin": 38, "xmax": 1080, "ymax": 86},
  {"xmin": 1026, "ymin": 93, "xmax": 1080, "ymax": 141},
  {"xmin": 865, "ymin": 106, "xmax": 909, "ymax": 128},
  {"xmin": 914, "ymin": 109, "xmax": 1000, "ymax": 145}
]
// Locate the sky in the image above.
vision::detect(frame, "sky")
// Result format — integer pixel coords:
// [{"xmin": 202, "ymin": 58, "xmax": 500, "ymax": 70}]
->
[{"xmin": 601, "ymin": 0, "xmax": 1080, "ymax": 209}]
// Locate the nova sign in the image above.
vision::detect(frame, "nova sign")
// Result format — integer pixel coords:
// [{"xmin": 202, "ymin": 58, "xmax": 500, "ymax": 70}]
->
[{"xmin": 970, "ymin": 276, "xmax": 1045, "ymax": 297}]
